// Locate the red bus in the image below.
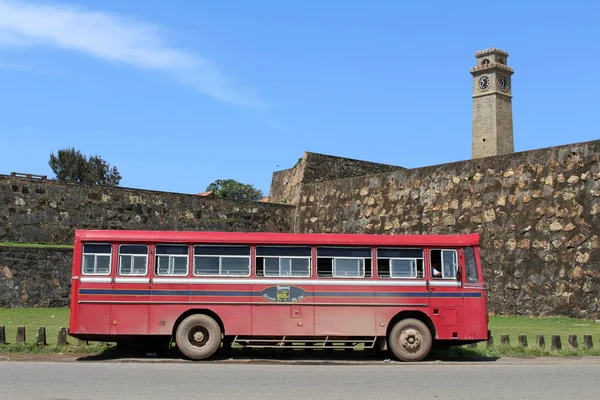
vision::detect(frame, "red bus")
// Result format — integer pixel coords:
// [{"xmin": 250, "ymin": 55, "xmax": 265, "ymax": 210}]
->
[{"xmin": 68, "ymin": 229, "xmax": 489, "ymax": 361}]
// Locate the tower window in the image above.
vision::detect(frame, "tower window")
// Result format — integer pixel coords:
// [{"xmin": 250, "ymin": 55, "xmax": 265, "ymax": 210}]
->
[{"xmin": 481, "ymin": 59, "xmax": 490, "ymax": 66}]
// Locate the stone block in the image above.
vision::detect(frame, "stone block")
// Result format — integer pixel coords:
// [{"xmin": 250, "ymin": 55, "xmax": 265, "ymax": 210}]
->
[
  {"xmin": 57, "ymin": 327, "xmax": 68, "ymax": 346},
  {"xmin": 16, "ymin": 326, "xmax": 25, "ymax": 344},
  {"xmin": 568, "ymin": 334, "xmax": 578, "ymax": 349},
  {"xmin": 536, "ymin": 335, "xmax": 545, "ymax": 349},
  {"xmin": 583, "ymin": 335, "xmax": 593, "ymax": 350},
  {"xmin": 551, "ymin": 335, "xmax": 562, "ymax": 351},
  {"xmin": 37, "ymin": 326, "xmax": 46, "ymax": 346},
  {"xmin": 518, "ymin": 334, "xmax": 528, "ymax": 347}
]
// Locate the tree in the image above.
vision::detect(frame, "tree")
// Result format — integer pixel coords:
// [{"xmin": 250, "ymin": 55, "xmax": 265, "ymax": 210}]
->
[
  {"xmin": 206, "ymin": 179, "xmax": 264, "ymax": 201},
  {"xmin": 49, "ymin": 147, "xmax": 122, "ymax": 186},
  {"xmin": 85, "ymin": 155, "xmax": 122, "ymax": 186}
]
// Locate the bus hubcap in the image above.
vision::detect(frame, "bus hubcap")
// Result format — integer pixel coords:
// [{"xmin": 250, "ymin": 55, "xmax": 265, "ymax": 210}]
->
[
  {"xmin": 189, "ymin": 327, "xmax": 209, "ymax": 347},
  {"xmin": 400, "ymin": 329, "xmax": 422, "ymax": 352}
]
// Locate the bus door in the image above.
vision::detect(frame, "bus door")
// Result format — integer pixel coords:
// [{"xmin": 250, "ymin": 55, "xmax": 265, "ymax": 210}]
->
[
  {"xmin": 427, "ymin": 248, "xmax": 464, "ymax": 332},
  {"xmin": 110, "ymin": 244, "xmax": 151, "ymax": 335}
]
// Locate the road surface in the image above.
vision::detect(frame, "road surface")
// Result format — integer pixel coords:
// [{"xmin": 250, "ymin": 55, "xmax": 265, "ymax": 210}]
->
[{"xmin": 0, "ymin": 357, "xmax": 598, "ymax": 400}]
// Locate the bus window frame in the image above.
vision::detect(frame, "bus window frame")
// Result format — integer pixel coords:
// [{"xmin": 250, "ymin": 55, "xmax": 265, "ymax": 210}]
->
[
  {"xmin": 154, "ymin": 243, "xmax": 190, "ymax": 277},
  {"xmin": 429, "ymin": 248, "xmax": 459, "ymax": 280},
  {"xmin": 117, "ymin": 244, "xmax": 149, "ymax": 276},
  {"xmin": 81, "ymin": 243, "xmax": 112, "ymax": 276},
  {"xmin": 316, "ymin": 246, "xmax": 372, "ymax": 279},
  {"xmin": 193, "ymin": 245, "xmax": 251, "ymax": 277}
]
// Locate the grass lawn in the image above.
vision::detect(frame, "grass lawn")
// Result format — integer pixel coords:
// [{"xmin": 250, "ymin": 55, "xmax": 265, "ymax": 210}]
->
[
  {"xmin": 452, "ymin": 315, "xmax": 600, "ymax": 358},
  {"xmin": 0, "ymin": 308, "xmax": 103, "ymax": 354},
  {"xmin": 489, "ymin": 315, "xmax": 600, "ymax": 341},
  {"xmin": 0, "ymin": 307, "xmax": 70, "ymax": 345},
  {"xmin": 2, "ymin": 308, "xmax": 600, "ymax": 356}
]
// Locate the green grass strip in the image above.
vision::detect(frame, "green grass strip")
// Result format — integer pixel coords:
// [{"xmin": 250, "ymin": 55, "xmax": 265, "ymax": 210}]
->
[{"xmin": 0, "ymin": 242, "xmax": 73, "ymax": 249}]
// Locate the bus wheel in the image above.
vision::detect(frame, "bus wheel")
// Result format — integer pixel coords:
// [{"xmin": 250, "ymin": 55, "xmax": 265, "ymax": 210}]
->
[
  {"xmin": 388, "ymin": 318, "xmax": 432, "ymax": 362},
  {"xmin": 176, "ymin": 314, "xmax": 222, "ymax": 360}
]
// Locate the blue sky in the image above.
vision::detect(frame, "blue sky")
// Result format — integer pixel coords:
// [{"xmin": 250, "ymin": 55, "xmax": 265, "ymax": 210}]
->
[{"xmin": 0, "ymin": 0, "xmax": 598, "ymax": 196}]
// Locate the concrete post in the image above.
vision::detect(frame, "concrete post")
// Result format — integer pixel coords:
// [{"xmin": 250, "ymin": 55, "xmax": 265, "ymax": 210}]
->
[
  {"xmin": 536, "ymin": 335, "xmax": 545, "ymax": 349},
  {"xmin": 568, "ymin": 335, "xmax": 578, "ymax": 349},
  {"xmin": 57, "ymin": 327, "xmax": 68, "ymax": 346},
  {"xmin": 486, "ymin": 335, "xmax": 494, "ymax": 347},
  {"xmin": 551, "ymin": 335, "xmax": 562, "ymax": 351},
  {"xmin": 36, "ymin": 327, "xmax": 46, "ymax": 346},
  {"xmin": 583, "ymin": 335, "xmax": 593, "ymax": 350},
  {"xmin": 500, "ymin": 334, "xmax": 510, "ymax": 345},
  {"xmin": 16, "ymin": 326, "xmax": 26, "ymax": 343},
  {"xmin": 0, "ymin": 325, "xmax": 5, "ymax": 345},
  {"xmin": 518, "ymin": 334, "xmax": 528, "ymax": 347}
]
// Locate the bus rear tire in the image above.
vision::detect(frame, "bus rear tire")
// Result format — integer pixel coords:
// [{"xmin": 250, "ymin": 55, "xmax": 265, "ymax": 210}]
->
[
  {"xmin": 388, "ymin": 318, "xmax": 432, "ymax": 362},
  {"xmin": 176, "ymin": 314, "xmax": 221, "ymax": 360}
]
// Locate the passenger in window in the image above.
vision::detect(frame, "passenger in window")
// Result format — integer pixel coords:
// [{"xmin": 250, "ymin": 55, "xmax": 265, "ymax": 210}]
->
[{"xmin": 431, "ymin": 262, "xmax": 441, "ymax": 278}]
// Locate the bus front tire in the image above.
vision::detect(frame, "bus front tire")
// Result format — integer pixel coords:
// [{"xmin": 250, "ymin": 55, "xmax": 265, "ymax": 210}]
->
[
  {"xmin": 388, "ymin": 318, "xmax": 432, "ymax": 362},
  {"xmin": 176, "ymin": 314, "xmax": 221, "ymax": 360}
]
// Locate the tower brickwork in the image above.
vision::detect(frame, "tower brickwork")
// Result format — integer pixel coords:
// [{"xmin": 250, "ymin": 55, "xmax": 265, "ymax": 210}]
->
[{"xmin": 471, "ymin": 48, "xmax": 514, "ymax": 159}]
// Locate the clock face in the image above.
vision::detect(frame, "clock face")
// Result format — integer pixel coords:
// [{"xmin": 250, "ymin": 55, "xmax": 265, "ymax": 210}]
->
[
  {"xmin": 499, "ymin": 76, "xmax": 509, "ymax": 91},
  {"xmin": 478, "ymin": 76, "xmax": 490, "ymax": 91}
]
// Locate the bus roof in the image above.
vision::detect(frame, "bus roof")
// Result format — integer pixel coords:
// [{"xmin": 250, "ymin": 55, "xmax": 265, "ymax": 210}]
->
[{"xmin": 74, "ymin": 229, "xmax": 479, "ymax": 247}]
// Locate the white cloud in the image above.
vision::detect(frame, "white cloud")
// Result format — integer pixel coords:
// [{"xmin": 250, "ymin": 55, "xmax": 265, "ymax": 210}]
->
[{"xmin": 0, "ymin": 0, "xmax": 262, "ymax": 107}]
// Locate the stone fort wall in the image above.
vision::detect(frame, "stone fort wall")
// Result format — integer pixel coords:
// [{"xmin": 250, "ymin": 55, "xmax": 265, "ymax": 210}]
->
[
  {"xmin": 0, "ymin": 174, "xmax": 294, "ymax": 244},
  {"xmin": 292, "ymin": 139, "xmax": 600, "ymax": 318}
]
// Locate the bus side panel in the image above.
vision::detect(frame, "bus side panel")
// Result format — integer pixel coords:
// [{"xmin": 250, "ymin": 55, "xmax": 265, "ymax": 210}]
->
[
  {"xmin": 313, "ymin": 284, "xmax": 376, "ymax": 336},
  {"xmin": 74, "ymin": 281, "xmax": 112, "ymax": 336},
  {"xmin": 314, "ymin": 305, "xmax": 376, "ymax": 335},
  {"xmin": 462, "ymin": 295, "xmax": 489, "ymax": 339},
  {"xmin": 74, "ymin": 304, "xmax": 112, "ymax": 335},
  {"xmin": 110, "ymin": 304, "xmax": 149, "ymax": 335}
]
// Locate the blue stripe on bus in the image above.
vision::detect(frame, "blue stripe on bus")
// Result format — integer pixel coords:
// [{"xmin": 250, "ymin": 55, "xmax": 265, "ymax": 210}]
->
[{"xmin": 80, "ymin": 289, "xmax": 482, "ymax": 298}]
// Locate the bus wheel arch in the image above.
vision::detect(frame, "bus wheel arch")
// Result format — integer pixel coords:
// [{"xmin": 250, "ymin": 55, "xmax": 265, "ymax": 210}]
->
[
  {"xmin": 385, "ymin": 311, "xmax": 435, "ymax": 362},
  {"xmin": 173, "ymin": 310, "xmax": 224, "ymax": 360},
  {"xmin": 173, "ymin": 309, "xmax": 225, "ymax": 337}
]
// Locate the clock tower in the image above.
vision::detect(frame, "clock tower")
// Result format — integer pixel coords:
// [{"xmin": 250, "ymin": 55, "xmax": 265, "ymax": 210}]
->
[{"xmin": 470, "ymin": 48, "xmax": 514, "ymax": 159}]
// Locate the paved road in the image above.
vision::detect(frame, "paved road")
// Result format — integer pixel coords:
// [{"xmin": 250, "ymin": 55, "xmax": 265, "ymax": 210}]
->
[{"xmin": 1, "ymin": 358, "xmax": 598, "ymax": 400}]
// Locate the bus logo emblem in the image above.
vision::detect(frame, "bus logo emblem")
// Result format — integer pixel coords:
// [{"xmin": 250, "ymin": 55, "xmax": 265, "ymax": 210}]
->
[{"xmin": 262, "ymin": 286, "xmax": 306, "ymax": 303}]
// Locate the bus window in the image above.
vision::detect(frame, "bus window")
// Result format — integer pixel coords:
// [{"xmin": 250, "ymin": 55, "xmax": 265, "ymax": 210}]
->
[
  {"xmin": 429, "ymin": 249, "xmax": 458, "ymax": 279},
  {"xmin": 377, "ymin": 248, "xmax": 424, "ymax": 279},
  {"xmin": 118, "ymin": 244, "xmax": 148, "ymax": 276},
  {"xmin": 255, "ymin": 246, "xmax": 311, "ymax": 277},
  {"xmin": 464, "ymin": 247, "xmax": 479, "ymax": 282},
  {"xmin": 155, "ymin": 244, "xmax": 189, "ymax": 276},
  {"xmin": 82, "ymin": 244, "xmax": 112, "ymax": 275},
  {"xmin": 194, "ymin": 245, "xmax": 251, "ymax": 277},
  {"xmin": 316, "ymin": 247, "xmax": 372, "ymax": 278}
]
